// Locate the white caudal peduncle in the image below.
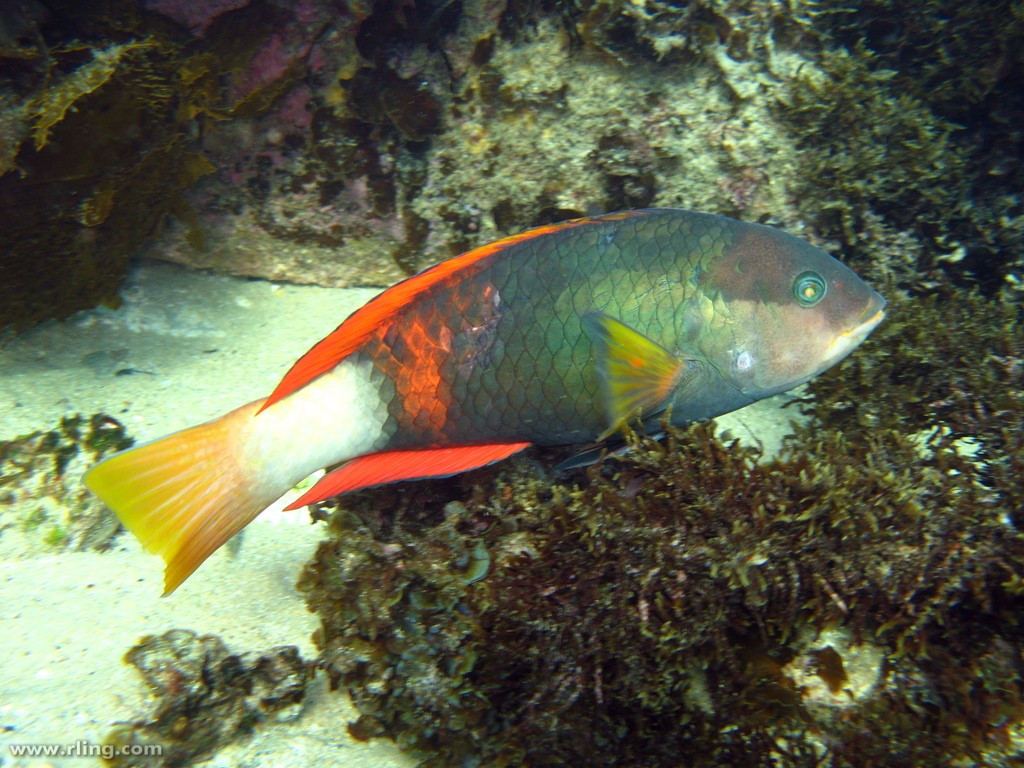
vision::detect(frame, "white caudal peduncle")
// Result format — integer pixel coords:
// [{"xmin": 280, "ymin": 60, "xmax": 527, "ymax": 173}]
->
[{"xmin": 238, "ymin": 357, "xmax": 390, "ymax": 498}]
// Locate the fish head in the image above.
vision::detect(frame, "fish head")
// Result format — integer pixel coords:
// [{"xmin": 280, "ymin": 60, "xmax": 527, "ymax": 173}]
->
[{"xmin": 697, "ymin": 221, "xmax": 885, "ymax": 401}]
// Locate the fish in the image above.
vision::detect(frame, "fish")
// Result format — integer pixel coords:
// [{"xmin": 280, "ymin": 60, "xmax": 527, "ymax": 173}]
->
[{"xmin": 84, "ymin": 208, "xmax": 885, "ymax": 593}]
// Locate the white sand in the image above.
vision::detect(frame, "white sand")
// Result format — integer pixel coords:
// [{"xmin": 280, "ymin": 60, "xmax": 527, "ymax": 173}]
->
[
  {"xmin": 0, "ymin": 260, "xmax": 799, "ymax": 767},
  {"xmin": 0, "ymin": 262, "xmax": 413, "ymax": 768}
]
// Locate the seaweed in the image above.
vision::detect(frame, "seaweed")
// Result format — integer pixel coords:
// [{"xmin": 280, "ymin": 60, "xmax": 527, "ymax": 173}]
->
[
  {"xmin": 31, "ymin": 39, "xmax": 156, "ymax": 151},
  {"xmin": 782, "ymin": 45, "xmax": 967, "ymax": 227},
  {"xmin": 571, "ymin": 0, "xmax": 1023, "ymax": 293},
  {"xmin": 817, "ymin": 0, "xmax": 1024, "ymax": 116},
  {"xmin": 5, "ymin": 0, "xmax": 1021, "ymax": 328},
  {"xmin": 779, "ymin": 1, "xmax": 1024, "ymax": 293},
  {"xmin": 798, "ymin": 288, "xmax": 1023, "ymax": 495}
]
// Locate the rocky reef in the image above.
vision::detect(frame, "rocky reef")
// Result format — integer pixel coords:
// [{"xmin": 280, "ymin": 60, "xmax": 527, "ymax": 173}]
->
[
  {"xmin": 299, "ymin": 285, "xmax": 1024, "ymax": 766},
  {"xmin": 2, "ymin": 0, "xmax": 1021, "ymax": 329}
]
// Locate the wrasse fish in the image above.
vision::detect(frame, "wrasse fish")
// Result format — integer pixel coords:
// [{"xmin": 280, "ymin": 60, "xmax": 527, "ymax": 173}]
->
[{"xmin": 85, "ymin": 208, "xmax": 885, "ymax": 593}]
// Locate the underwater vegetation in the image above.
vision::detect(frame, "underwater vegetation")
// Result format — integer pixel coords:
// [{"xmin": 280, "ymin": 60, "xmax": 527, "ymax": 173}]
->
[
  {"xmin": 105, "ymin": 629, "xmax": 311, "ymax": 767},
  {"xmin": 0, "ymin": 414, "xmax": 131, "ymax": 555},
  {"xmin": 297, "ymin": 287, "xmax": 1024, "ymax": 767},
  {"xmin": 576, "ymin": 0, "xmax": 1024, "ymax": 293}
]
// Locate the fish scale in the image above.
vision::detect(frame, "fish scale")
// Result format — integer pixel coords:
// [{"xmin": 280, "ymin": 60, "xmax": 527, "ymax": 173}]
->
[{"xmin": 361, "ymin": 210, "xmax": 732, "ymax": 447}]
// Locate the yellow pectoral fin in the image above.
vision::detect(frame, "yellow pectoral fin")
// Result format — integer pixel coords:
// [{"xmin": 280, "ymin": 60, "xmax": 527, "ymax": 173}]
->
[{"xmin": 582, "ymin": 311, "xmax": 697, "ymax": 440}]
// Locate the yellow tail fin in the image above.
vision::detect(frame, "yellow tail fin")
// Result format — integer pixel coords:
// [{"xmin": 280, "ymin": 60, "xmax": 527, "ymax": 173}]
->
[{"xmin": 84, "ymin": 400, "xmax": 277, "ymax": 594}]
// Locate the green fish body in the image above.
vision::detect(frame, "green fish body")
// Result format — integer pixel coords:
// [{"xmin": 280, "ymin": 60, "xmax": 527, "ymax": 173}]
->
[
  {"xmin": 85, "ymin": 209, "xmax": 885, "ymax": 592},
  {"xmin": 343, "ymin": 208, "xmax": 884, "ymax": 446}
]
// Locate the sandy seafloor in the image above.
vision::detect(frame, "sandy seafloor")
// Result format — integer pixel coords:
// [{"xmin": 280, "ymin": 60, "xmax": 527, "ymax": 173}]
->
[{"xmin": 0, "ymin": 261, "xmax": 801, "ymax": 768}]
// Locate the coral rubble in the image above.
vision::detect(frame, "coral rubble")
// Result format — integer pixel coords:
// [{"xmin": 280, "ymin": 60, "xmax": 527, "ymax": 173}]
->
[
  {"xmin": 0, "ymin": 414, "xmax": 131, "ymax": 555},
  {"xmin": 105, "ymin": 629, "xmax": 311, "ymax": 767}
]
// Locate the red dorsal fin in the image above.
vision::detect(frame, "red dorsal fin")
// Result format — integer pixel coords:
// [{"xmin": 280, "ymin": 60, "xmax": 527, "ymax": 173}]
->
[
  {"xmin": 283, "ymin": 442, "xmax": 531, "ymax": 508},
  {"xmin": 259, "ymin": 212, "xmax": 645, "ymax": 413}
]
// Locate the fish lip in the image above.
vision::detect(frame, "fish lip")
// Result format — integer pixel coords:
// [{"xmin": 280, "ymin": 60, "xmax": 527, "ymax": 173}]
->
[
  {"xmin": 851, "ymin": 292, "xmax": 887, "ymax": 337},
  {"xmin": 847, "ymin": 306, "xmax": 886, "ymax": 340},
  {"xmin": 826, "ymin": 293, "xmax": 886, "ymax": 359}
]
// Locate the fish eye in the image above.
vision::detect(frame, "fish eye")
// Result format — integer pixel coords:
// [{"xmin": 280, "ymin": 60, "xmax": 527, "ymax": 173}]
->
[{"xmin": 793, "ymin": 271, "xmax": 827, "ymax": 307}]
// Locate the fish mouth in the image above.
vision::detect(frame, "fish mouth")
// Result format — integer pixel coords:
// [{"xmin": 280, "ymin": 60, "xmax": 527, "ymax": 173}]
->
[{"xmin": 825, "ymin": 293, "xmax": 886, "ymax": 362}]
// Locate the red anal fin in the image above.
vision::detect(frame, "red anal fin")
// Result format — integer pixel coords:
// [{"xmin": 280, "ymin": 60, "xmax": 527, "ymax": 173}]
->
[
  {"xmin": 260, "ymin": 211, "xmax": 648, "ymax": 413},
  {"xmin": 283, "ymin": 442, "xmax": 532, "ymax": 509}
]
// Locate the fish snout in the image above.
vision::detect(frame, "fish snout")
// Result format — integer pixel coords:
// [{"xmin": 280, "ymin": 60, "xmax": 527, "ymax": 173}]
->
[
  {"xmin": 856, "ymin": 290, "xmax": 887, "ymax": 336},
  {"xmin": 824, "ymin": 290, "xmax": 886, "ymax": 365}
]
